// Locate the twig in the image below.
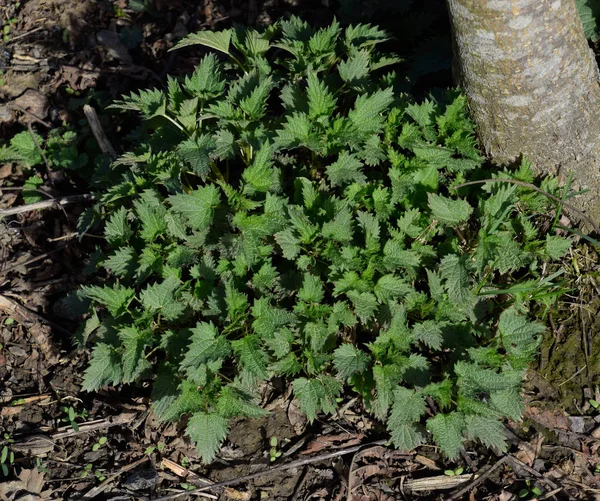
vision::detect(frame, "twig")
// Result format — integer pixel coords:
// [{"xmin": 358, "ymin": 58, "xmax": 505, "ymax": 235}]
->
[
  {"xmin": 0, "ymin": 193, "xmax": 94, "ymax": 218},
  {"xmin": 6, "ymin": 27, "xmax": 45, "ymax": 44},
  {"xmin": 0, "ymin": 293, "xmax": 60, "ymax": 364},
  {"xmin": 150, "ymin": 439, "xmax": 389, "ymax": 501},
  {"xmin": 11, "ymin": 103, "xmax": 52, "ymax": 128},
  {"xmin": 82, "ymin": 456, "xmax": 149, "ymax": 499},
  {"xmin": 0, "ymin": 247, "xmax": 65, "ymax": 276},
  {"xmin": 83, "ymin": 105, "xmax": 117, "ymax": 159},
  {"xmin": 52, "ymin": 413, "xmax": 136, "ymax": 439},
  {"xmin": 506, "ymin": 454, "xmax": 573, "ymax": 500},
  {"xmin": 346, "ymin": 443, "xmax": 385, "ymax": 501},
  {"xmin": 447, "ymin": 456, "xmax": 508, "ymax": 500},
  {"xmin": 453, "ymin": 178, "xmax": 600, "ymax": 234}
]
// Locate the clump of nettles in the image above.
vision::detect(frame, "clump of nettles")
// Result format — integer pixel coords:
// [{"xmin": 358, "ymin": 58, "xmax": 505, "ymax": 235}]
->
[{"xmin": 77, "ymin": 18, "xmax": 572, "ymax": 463}]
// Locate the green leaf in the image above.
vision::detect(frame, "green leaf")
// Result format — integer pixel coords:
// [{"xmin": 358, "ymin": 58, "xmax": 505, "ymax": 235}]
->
[
  {"xmin": 372, "ymin": 364, "xmax": 401, "ymax": 419},
  {"xmin": 184, "ymin": 54, "xmax": 225, "ymax": 100},
  {"xmin": 465, "ymin": 415, "xmax": 508, "ymax": 451},
  {"xmin": 134, "ymin": 191, "xmax": 167, "ymax": 242},
  {"xmin": 333, "ymin": 344, "xmax": 370, "ymax": 379},
  {"xmin": 240, "ymin": 76, "xmax": 272, "ymax": 120},
  {"xmin": 104, "ymin": 247, "xmax": 136, "ymax": 278},
  {"xmin": 427, "ymin": 193, "xmax": 473, "ymax": 225},
  {"xmin": 119, "ymin": 326, "xmax": 152, "ymax": 383},
  {"xmin": 242, "ymin": 143, "xmax": 280, "ymax": 193},
  {"xmin": 169, "ymin": 185, "xmax": 221, "ymax": 231},
  {"xmin": 306, "ymin": 72, "xmax": 336, "ymax": 119},
  {"xmin": 498, "ymin": 307, "xmax": 545, "ymax": 363},
  {"xmin": 389, "ymin": 423, "xmax": 425, "ymax": 452},
  {"xmin": 217, "ymin": 385, "xmax": 269, "ymax": 419},
  {"xmin": 326, "ymin": 152, "xmax": 365, "ymax": 187},
  {"xmin": 322, "ymin": 206, "xmax": 354, "ymax": 243},
  {"xmin": 374, "ymin": 274, "xmax": 412, "ymax": 303},
  {"xmin": 181, "ymin": 322, "xmax": 231, "ymax": 374},
  {"xmin": 10, "ymin": 131, "xmax": 43, "ymax": 166},
  {"xmin": 186, "ymin": 412, "xmax": 229, "ymax": 464},
  {"xmin": 172, "ymin": 29, "xmax": 232, "ymax": 55},
  {"xmin": 177, "ymin": 135, "xmax": 215, "ymax": 180},
  {"xmin": 389, "ymin": 387, "xmax": 426, "ymax": 423},
  {"xmin": 412, "ymin": 320, "xmax": 443, "ymax": 350},
  {"xmin": 292, "ymin": 376, "xmax": 341, "ymax": 422},
  {"xmin": 348, "ymin": 87, "xmax": 394, "ymax": 133},
  {"xmin": 81, "ymin": 284, "xmax": 134, "ymax": 318},
  {"xmin": 104, "ymin": 207, "xmax": 133, "ymax": 245},
  {"xmin": 427, "ymin": 412, "xmax": 466, "ymax": 459},
  {"xmin": 82, "ymin": 343, "xmax": 123, "ymax": 391},
  {"xmin": 439, "ymin": 255, "xmax": 472, "ymax": 306},
  {"xmin": 298, "ymin": 273, "xmax": 325, "ymax": 303},
  {"xmin": 140, "ymin": 275, "xmax": 186, "ymax": 321},
  {"xmin": 347, "ymin": 291, "xmax": 378, "ymax": 324},
  {"xmin": 232, "ymin": 335, "xmax": 269, "ymax": 380},
  {"xmin": 545, "ymin": 235, "xmax": 572, "ymax": 259},
  {"xmin": 22, "ymin": 175, "xmax": 44, "ymax": 203},
  {"xmin": 339, "ymin": 49, "xmax": 370, "ymax": 85},
  {"xmin": 275, "ymin": 228, "xmax": 301, "ymax": 259}
]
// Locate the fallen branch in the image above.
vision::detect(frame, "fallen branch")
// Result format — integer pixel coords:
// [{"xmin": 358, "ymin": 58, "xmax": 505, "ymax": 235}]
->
[
  {"xmin": 0, "ymin": 193, "xmax": 94, "ymax": 218},
  {"xmin": 83, "ymin": 105, "xmax": 117, "ymax": 159},
  {"xmin": 149, "ymin": 439, "xmax": 390, "ymax": 501},
  {"xmin": 447, "ymin": 456, "xmax": 508, "ymax": 500}
]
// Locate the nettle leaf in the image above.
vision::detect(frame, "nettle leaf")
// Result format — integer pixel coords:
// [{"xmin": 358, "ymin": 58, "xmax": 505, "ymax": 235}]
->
[
  {"xmin": 347, "ymin": 291, "xmax": 378, "ymax": 324},
  {"xmin": 242, "ymin": 143, "xmax": 280, "ymax": 193},
  {"xmin": 169, "ymin": 185, "xmax": 221, "ymax": 231},
  {"xmin": 465, "ymin": 415, "xmax": 508, "ymax": 452},
  {"xmin": 185, "ymin": 54, "xmax": 225, "ymax": 100},
  {"xmin": 104, "ymin": 207, "xmax": 133, "ymax": 245},
  {"xmin": 439, "ymin": 255, "xmax": 472, "ymax": 306},
  {"xmin": 333, "ymin": 344, "xmax": 371, "ymax": 380},
  {"xmin": 326, "ymin": 152, "xmax": 365, "ymax": 187},
  {"xmin": 374, "ymin": 274, "xmax": 412, "ymax": 303},
  {"xmin": 339, "ymin": 49, "xmax": 370, "ymax": 85},
  {"xmin": 306, "ymin": 72, "xmax": 336, "ymax": 119},
  {"xmin": 372, "ymin": 364, "xmax": 402, "ymax": 419},
  {"xmin": 232, "ymin": 335, "xmax": 269, "ymax": 380},
  {"xmin": 427, "ymin": 412, "xmax": 466, "ymax": 459},
  {"xmin": 81, "ymin": 285, "xmax": 134, "ymax": 318},
  {"xmin": 217, "ymin": 385, "xmax": 269, "ymax": 419},
  {"xmin": 177, "ymin": 135, "xmax": 215, "ymax": 180},
  {"xmin": 181, "ymin": 322, "xmax": 231, "ymax": 374},
  {"xmin": 104, "ymin": 247, "xmax": 136, "ymax": 278},
  {"xmin": 298, "ymin": 273, "xmax": 325, "ymax": 303},
  {"xmin": 82, "ymin": 343, "xmax": 123, "ymax": 391},
  {"xmin": 119, "ymin": 326, "xmax": 152, "ymax": 383},
  {"xmin": 545, "ymin": 234, "xmax": 572, "ymax": 259},
  {"xmin": 172, "ymin": 29, "xmax": 232, "ymax": 55},
  {"xmin": 292, "ymin": 376, "xmax": 341, "ymax": 422},
  {"xmin": 348, "ymin": 87, "xmax": 394, "ymax": 133},
  {"xmin": 498, "ymin": 307, "xmax": 545, "ymax": 363},
  {"xmin": 427, "ymin": 193, "xmax": 473, "ymax": 225},
  {"xmin": 412, "ymin": 320, "xmax": 443, "ymax": 350},
  {"xmin": 140, "ymin": 276, "xmax": 186, "ymax": 321},
  {"xmin": 322, "ymin": 206, "xmax": 354, "ymax": 243},
  {"xmin": 186, "ymin": 412, "xmax": 229, "ymax": 464}
]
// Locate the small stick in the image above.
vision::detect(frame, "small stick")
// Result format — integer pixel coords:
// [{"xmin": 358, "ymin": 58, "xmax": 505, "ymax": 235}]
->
[
  {"xmin": 82, "ymin": 456, "xmax": 149, "ymax": 499},
  {"xmin": 0, "ymin": 193, "xmax": 94, "ymax": 218},
  {"xmin": 447, "ymin": 456, "xmax": 507, "ymax": 500},
  {"xmin": 150, "ymin": 439, "xmax": 390, "ymax": 501},
  {"xmin": 0, "ymin": 247, "xmax": 64, "ymax": 276},
  {"xmin": 11, "ymin": 103, "xmax": 52, "ymax": 128},
  {"xmin": 453, "ymin": 178, "xmax": 600, "ymax": 234},
  {"xmin": 83, "ymin": 105, "xmax": 117, "ymax": 159},
  {"xmin": 6, "ymin": 27, "xmax": 44, "ymax": 44}
]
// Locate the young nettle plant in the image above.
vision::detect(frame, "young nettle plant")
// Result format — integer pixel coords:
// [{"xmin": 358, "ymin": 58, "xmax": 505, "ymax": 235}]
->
[{"xmin": 78, "ymin": 17, "xmax": 572, "ymax": 462}]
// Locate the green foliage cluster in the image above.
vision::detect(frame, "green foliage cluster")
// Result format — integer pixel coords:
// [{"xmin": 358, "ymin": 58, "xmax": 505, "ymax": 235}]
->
[{"xmin": 77, "ymin": 18, "xmax": 572, "ymax": 463}]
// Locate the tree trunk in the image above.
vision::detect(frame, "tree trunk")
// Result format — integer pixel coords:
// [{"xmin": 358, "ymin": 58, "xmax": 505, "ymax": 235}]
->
[{"xmin": 447, "ymin": 0, "xmax": 600, "ymax": 229}]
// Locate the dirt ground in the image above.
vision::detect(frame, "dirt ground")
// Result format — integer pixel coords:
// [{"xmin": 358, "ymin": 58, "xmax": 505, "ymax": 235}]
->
[{"xmin": 1, "ymin": 0, "xmax": 600, "ymax": 500}]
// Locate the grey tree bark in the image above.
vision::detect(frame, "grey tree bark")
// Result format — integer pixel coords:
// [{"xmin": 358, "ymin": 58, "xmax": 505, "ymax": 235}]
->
[{"xmin": 446, "ymin": 0, "xmax": 600, "ymax": 229}]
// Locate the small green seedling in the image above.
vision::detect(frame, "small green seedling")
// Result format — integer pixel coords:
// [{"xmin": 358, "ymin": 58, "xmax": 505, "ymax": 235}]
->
[
  {"xmin": 1, "ymin": 443, "xmax": 15, "ymax": 477},
  {"xmin": 145, "ymin": 442, "xmax": 166, "ymax": 455},
  {"xmin": 589, "ymin": 399, "xmax": 599, "ymax": 410},
  {"xmin": 81, "ymin": 463, "xmax": 106, "ymax": 481},
  {"xmin": 269, "ymin": 436, "xmax": 282, "ymax": 462},
  {"xmin": 91, "ymin": 436, "xmax": 108, "ymax": 452},
  {"xmin": 518, "ymin": 479, "xmax": 542, "ymax": 498},
  {"xmin": 444, "ymin": 467, "xmax": 464, "ymax": 476},
  {"xmin": 60, "ymin": 405, "xmax": 87, "ymax": 432}
]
